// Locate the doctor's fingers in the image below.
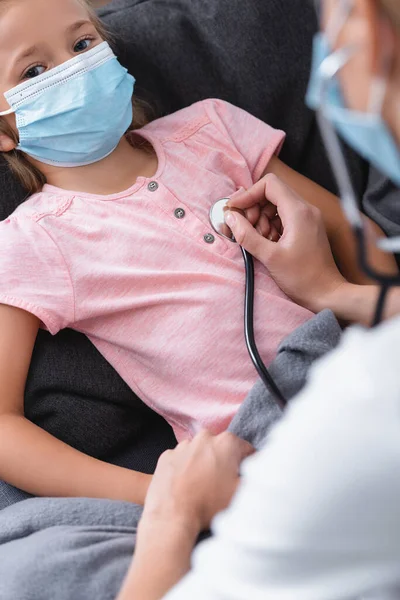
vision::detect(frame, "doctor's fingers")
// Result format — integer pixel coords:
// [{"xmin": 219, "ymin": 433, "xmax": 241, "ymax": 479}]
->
[
  {"xmin": 244, "ymin": 204, "xmax": 261, "ymax": 225},
  {"xmin": 271, "ymin": 214, "xmax": 283, "ymax": 235},
  {"xmin": 213, "ymin": 432, "xmax": 255, "ymax": 464},
  {"xmin": 231, "ymin": 205, "xmax": 275, "ymax": 233},
  {"xmin": 225, "ymin": 210, "xmax": 276, "ymax": 265},
  {"xmin": 228, "ymin": 174, "xmax": 309, "ymax": 225},
  {"xmin": 255, "ymin": 212, "xmax": 281, "ymax": 241},
  {"xmin": 229, "ymin": 182, "xmax": 277, "ymax": 214},
  {"xmin": 243, "ymin": 205, "xmax": 276, "ymax": 230}
]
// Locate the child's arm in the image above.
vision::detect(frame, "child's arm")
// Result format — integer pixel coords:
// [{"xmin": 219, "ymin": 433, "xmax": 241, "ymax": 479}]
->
[
  {"xmin": 0, "ymin": 304, "xmax": 151, "ymax": 503},
  {"xmin": 262, "ymin": 157, "xmax": 398, "ymax": 283}
]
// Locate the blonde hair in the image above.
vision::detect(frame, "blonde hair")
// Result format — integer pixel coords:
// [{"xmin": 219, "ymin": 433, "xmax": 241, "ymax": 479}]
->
[{"xmin": 0, "ymin": 0, "xmax": 151, "ymax": 194}]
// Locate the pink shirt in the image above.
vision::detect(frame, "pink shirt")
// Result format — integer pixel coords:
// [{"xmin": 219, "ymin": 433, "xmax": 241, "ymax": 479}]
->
[{"xmin": 0, "ymin": 99, "xmax": 312, "ymax": 440}]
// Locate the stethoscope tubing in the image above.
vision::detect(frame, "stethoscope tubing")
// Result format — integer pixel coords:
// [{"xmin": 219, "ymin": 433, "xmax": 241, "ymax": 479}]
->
[{"xmin": 240, "ymin": 246, "xmax": 287, "ymax": 410}]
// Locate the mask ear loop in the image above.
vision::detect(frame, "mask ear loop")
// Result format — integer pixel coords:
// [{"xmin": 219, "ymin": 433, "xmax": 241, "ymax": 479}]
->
[
  {"xmin": 0, "ymin": 106, "xmax": 14, "ymax": 116},
  {"xmin": 369, "ymin": 21, "xmax": 400, "ymax": 254},
  {"xmin": 367, "ymin": 25, "xmax": 394, "ymax": 117},
  {"xmin": 313, "ymin": 0, "xmax": 353, "ymax": 35},
  {"xmin": 318, "ymin": 45, "xmax": 364, "ymax": 229},
  {"xmin": 326, "ymin": 0, "xmax": 354, "ymax": 46},
  {"xmin": 368, "ymin": 4, "xmax": 397, "ymax": 115},
  {"xmin": 368, "ymin": 76, "xmax": 387, "ymax": 115},
  {"xmin": 317, "ymin": 45, "xmax": 400, "ymax": 326}
]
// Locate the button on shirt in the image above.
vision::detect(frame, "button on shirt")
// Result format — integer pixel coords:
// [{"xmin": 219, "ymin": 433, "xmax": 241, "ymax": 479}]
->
[{"xmin": 0, "ymin": 99, "xmax": 312, "ymax": 440}]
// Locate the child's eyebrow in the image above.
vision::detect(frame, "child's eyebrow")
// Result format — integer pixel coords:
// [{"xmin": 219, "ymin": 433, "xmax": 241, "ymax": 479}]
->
[
  {"xmin": 11, "ymin": 21, "xmax": 94, "ymax": 69},
  {"xmin": 14, "ymin": 45, "xmax": 39, "ymax": 67},
  {"xmin": 65, "ymin": 19, "xmax": 94, "ymax": 35}
]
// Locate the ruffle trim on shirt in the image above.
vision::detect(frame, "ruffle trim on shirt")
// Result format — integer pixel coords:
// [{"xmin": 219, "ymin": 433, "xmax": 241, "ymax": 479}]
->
[
  {"xmin": 31, "ymin": 196, "xmax": 74, "ymax": 222},
  {"xmin": 12, "ymin": 193, "xmax": 74, "ymax": 223},
  {"xmin": 163, "ymin": 114, "xmax": 211, "ymax": 144}
]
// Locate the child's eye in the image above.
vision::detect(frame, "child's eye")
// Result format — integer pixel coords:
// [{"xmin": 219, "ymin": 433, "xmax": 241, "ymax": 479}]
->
[
  {"xmin": 74, "ymin": 38, "xmax": 93, "ymax": 53},
  {"xmin": 23, "ymin": 65, "xmax": 46, "ymax": 80}
]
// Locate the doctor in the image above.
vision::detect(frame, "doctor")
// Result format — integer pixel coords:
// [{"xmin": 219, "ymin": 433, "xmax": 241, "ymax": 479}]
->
[{"xmin": 117, "ymin": 1, "xmax": 400, "ymax": 599}]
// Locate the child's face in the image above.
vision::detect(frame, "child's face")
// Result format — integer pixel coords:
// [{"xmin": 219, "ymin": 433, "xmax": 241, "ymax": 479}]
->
[{"xmin": 0, "ymin": 0, "xmax": 102, "ymax": 151}]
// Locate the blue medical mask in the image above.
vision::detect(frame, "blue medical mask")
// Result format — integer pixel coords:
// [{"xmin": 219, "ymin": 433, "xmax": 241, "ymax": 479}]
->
[
  {"xmin": 0, "ymin": 42, "xmax": 135, "ymax": 167},
  {"xmin": 306, "ymin": 32, "xmax": 400, "ymax": 188}
]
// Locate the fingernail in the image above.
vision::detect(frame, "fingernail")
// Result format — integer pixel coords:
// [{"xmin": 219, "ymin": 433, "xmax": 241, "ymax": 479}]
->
[
  {"xmin": 231, "ymin": 186, "xmax": 245, "ymax": 198},
  {"xmin": 225, "ymin": 211, "xmax": 236, "ymax": 228},
  {"xmin": 228, "ymin": 187, "xmax": 246, "ymax": 204}
]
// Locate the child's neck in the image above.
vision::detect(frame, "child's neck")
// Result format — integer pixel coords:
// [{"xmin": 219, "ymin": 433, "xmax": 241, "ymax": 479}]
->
[{"xmin": 32, "ymin": 136, "xmax": 158, "ymax": 195}]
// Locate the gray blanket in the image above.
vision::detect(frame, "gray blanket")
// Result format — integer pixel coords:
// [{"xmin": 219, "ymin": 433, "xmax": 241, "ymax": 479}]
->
[
  {"xmin": 0, "ymin": 498, "xmax": 141, "ymax": 600},
  {"xmin": 0, "ymin": 310, "xmax": 341, "ymax": 600},
  {"xmin": 229, "ymin": 309, "xmax": 342, "ymax": 449}
]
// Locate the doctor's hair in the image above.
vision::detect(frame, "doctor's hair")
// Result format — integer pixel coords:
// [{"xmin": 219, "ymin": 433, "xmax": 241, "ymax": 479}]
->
[
  {"xmin": 381, "ymin": 0, "xmax": 400, "ymax": 30},
  {"xmin": 0, "ymin": 0, "xmax": 152, "ymax": 195}
]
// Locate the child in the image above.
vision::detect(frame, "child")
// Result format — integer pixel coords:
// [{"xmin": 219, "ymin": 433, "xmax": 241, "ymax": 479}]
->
[{"xmin": 0, "ymin": 0, "xmax": 393, "ymax": 505}]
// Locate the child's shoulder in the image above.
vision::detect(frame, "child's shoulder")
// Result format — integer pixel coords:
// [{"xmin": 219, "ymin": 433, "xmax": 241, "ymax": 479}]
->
[
  {"xmin": 0, "ymin": 189, "xmax": 73, "ymax": 260},
  {"xmin": 4, "ymin": 188, "xmax": 72, "ymax": 224},
  {"xmin": 139, "ymin": 98, "xmax": 238, "ymax": 143}
]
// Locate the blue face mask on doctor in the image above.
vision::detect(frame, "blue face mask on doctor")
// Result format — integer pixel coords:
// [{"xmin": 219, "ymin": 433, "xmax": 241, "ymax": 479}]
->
[
  {"xmin": 306, "ymin": 30, "xmax": 400, "ymax": 188},
  {"xmin": 0, "ymin": 42, "xmax": 135, "ymax": 167}
]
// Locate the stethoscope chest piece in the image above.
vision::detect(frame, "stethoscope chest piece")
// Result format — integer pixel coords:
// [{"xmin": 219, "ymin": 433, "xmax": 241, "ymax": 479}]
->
[{"xmin": 209, "ymin": 198, "xmax": 236, "ymax": 242}]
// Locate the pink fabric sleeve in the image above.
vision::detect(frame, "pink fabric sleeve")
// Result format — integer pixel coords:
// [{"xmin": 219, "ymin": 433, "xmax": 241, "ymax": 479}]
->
[
  {"xmin": 0, "ymin": 216, "xmax": 74, "ymax": 334},
  {"xmin": 204, "ymin": 98, "xmax": 286, "ymax": 182}
]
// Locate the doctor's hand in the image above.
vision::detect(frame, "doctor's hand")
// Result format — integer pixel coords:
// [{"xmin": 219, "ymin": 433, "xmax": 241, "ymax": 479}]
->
[
  {"xmin": 142, "ymin": 431, "xmax": 254, "ymax": 534},
  {"xmin": 226, "ymin": 174, "xmax": 346, "ymax": 313}
]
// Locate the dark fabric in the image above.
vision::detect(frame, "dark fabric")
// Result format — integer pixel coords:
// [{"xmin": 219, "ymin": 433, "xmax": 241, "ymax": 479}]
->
[
  {"xmin": 25, "ymin": 329, "xmax": 176, "ymax": 470},
  {"xmin": 100, "ymin": 0, "xmax": 367, "ymax": 195},
  {"xmin": 363, "ymin": 167, "xmax": 400, "ymax": 239},
  {"xmin": 0, "ymin": 0, "xmax": 379, "ymax": 509},
  {"xmin": 0, "ymin": 329, "xmax": 178, "ymax": 510}
]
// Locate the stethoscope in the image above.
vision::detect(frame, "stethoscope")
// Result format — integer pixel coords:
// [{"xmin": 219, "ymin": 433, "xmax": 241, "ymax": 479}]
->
[
  {"xmin": 209, "ymin": 198, "xmax": 287, "ymax": 410},
  {"xmin": 209, "ymin": 42, "xmax": 400, "ymax": 413}
]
